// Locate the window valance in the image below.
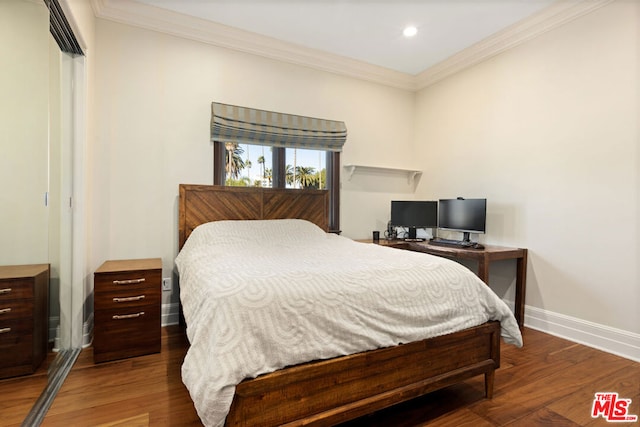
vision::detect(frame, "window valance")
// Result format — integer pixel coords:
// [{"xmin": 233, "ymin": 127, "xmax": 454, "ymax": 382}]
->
[{"xmin": 211, "ymin": 102, "xmax": 347, "ymax": 152}]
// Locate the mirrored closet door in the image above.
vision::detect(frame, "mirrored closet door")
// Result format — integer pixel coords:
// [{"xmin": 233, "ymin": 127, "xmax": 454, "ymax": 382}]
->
[{"xmin": 0, "ymin": 0, "xmax": 77, "ymax": 423}]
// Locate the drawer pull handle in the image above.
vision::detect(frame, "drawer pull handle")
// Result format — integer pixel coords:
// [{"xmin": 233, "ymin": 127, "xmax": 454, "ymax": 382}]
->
[
  {"xmin": 0, "ymin": 327, "xmax": 10, "ymax": 334},
  {"xmin": 113, "ymin": 278, "xmax": 146, "ymax": 285},
  {"xmin": 0, "ymin": 308, "xmax": 11, "ymax": 315},
  {"xmin": 112, "ymin": 312, "xmax": 145, "ymax": 320},
  {"xmin": 113, "ymin": 295, "xmax": 145, "ymax": 303},
  {"xmin": 0, "ymin": 288, "xmax": 11, "ymax": 295}
]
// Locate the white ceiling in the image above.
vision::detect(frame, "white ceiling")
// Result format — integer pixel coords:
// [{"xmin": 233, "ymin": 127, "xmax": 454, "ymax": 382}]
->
[
  {"xmin": 134, "ymin": 0, "xmax": 557, "ymax": 75},
  {"xmin": 93, "ymin": 0, "xmax": 608, "ymax": 89}
]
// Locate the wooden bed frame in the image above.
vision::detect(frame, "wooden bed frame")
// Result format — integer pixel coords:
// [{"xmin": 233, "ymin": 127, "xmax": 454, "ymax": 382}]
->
[{"xmin": 178, "ymin": 184, "xmax": 501, "ymax": 427}]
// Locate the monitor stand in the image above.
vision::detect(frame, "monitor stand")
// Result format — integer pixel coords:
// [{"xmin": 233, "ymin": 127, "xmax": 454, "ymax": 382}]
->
[
  {"xmin": 462, "ymin": 232, "xmax": 471, "ymax": 243},
  {"xmin": 408, "ymin": 227, "xmax": 417, "ymax": 240},
  {"xmin": 404, "ymin": 227, "xmax": 424, "ymax": 242}
]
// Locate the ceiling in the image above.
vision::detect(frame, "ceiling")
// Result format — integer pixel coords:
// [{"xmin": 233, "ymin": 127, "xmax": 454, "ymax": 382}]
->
[
  {"xmin": 92, "ymin": 0, "xmax": 608, "ymax": 90},
  {"xmin": 134, "ymin": 0, "xmax": 557, "ymax": 75}
]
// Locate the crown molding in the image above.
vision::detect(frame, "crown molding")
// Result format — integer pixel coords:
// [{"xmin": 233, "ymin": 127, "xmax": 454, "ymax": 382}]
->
[
  {"xmin": 415, "ymin": 0, "xmax": 615, "ymax": 89},
  {"xmin": 92, "ymin": 0, "xmax": 614, "ymax": 93},
  {"xmin": 90, "ymin": 0, "xmax": 416, "ymax": 91}
]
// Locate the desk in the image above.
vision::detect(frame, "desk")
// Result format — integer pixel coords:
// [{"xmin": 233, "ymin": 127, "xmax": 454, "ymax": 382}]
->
[{"xmin": 364, "ymin": 239, "xmax": 527, "ymax": 327}]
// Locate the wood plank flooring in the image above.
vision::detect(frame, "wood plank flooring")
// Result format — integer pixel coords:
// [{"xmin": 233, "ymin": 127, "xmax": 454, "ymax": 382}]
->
[
  {"xmin": 0, "ymin": 346, "xmax": 60, "ymax": 426},
  {"xmin": 2, "ymin": 326, "xmax": 638, "ymax": 426}
]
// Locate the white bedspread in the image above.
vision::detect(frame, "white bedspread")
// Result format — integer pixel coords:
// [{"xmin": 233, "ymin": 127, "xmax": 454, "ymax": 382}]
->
[{"xmin": 175, "ymin": 219, "xmax": 522, "ymax": 427}]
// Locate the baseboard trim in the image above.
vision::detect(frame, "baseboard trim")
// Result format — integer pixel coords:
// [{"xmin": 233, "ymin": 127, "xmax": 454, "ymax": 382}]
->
[
  {"xmin": 48, "ymin": 316, "xmax": 60, "ymax": 345},
  {"xmin": 82, "ymin": 312, "xmax": 94, "ymax": 349},
  {"xmin": 162, "ymin": 302, "xmax": 180, "ymax": 326},
  {"xmin": 523, "ymin": 304, "xmax": 640, "ymax": 363}
]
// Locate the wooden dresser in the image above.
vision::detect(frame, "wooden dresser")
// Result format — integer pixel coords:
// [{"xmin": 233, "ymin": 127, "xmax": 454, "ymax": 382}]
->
[
  {"xmin": 0, "ymin": 264, "xmax": 49, "ymax": 379},
  {"xmin": 93, "ymin": 258, "xmax": 161, "ymax": 363}
]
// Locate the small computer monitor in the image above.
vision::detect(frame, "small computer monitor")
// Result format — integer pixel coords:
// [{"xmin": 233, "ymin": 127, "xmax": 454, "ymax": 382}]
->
[
  {"xmin": 438, "ymin": 198, "xmax": 486, "ymax": 242},
  {"xmin": 390, "ymin": 200, "xmax": 438, "ymax": 240}
]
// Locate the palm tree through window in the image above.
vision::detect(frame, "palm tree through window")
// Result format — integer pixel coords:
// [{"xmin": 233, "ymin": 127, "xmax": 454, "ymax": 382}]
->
[
  {"xmin": 213, "ymin": 141, "xmax": 341, "ymax": 233},
  {"xmin": 223, "ymin": 144, "xmax": 327, "ymax": 190}
]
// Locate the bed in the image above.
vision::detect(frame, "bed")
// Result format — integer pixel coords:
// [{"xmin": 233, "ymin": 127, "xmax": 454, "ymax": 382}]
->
[{"xmin": 176, "ymin": 184, "xmax": 522, "ymax": 427}]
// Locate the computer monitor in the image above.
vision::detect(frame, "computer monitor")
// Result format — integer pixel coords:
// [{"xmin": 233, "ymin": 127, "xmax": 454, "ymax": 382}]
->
[
  {"xmin": 390, "ymin": 200, "xmax": 438, "ymax": 240},
  {"xmin": 438, "ymin": 198, "xmax": 487, "ymax": 243}
]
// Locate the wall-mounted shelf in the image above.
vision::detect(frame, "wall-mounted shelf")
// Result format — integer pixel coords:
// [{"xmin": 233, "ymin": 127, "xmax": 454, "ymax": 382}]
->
[{"xmin": 343, "ymin": 164, "xmax": 422, "ymax": 184}]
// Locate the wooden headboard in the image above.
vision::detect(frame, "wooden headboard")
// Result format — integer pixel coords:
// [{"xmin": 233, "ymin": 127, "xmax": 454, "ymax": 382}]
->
[{"xmin": 178, "ymin": 185, "xmax": 329, "ymax": 249}]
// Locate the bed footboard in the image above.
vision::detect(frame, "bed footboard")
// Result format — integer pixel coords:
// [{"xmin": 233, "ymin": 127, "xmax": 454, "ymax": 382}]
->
[{"xmin": 225, "ymin": 321, "xmax": 500, "ymax": 427}]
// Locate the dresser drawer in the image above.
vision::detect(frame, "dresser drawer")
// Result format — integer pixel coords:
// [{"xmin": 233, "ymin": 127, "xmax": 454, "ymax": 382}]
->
[{"xmin": 0, "ymin": 279, "xmax": 34, "ymax": 301}]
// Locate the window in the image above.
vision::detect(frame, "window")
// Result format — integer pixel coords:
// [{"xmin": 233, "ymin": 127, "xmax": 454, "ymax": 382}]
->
[
  {"xmin": 223, "ymin": 143, "xmax": 272, "ymax": 187},
  {"xmin": 222, "ymin": 143, "xmax": 328, "ymax": 189},
  {"xmin": 213, "ymin": 142, "xmax": 341, "ymax": 232},
  {"xmin": 210, "ymin": 103, "xmax": 345, "ymax": 232}
]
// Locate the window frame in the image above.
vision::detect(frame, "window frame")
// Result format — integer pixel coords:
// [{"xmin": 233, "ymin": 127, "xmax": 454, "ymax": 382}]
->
[{"xmin": 213, "ymin": 141, "xmax": 341, "ymax": 233}]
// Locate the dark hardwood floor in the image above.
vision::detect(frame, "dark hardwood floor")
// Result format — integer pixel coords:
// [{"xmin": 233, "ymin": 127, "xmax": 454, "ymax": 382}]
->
[{"xmin": 2, "ymin": 326, "xmax": 638, "ymax": 426}]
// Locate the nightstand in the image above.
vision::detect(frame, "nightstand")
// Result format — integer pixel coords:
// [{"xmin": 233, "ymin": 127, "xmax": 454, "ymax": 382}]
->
[
  {"xmin": 0, "ymin": 264, "xmax": 49, "ymax": 379},
  {"xmin": 93, "ymin": 258, "xmax": 161, "ymax": 363}
]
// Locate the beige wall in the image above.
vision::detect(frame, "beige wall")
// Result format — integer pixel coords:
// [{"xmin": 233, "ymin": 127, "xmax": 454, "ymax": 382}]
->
[
  {"xmin": 414, "ymin": 1, "xmax": 639, "ymax": 334},
  {"xmin": 64, "ymin": 0, "xmax": 638, "ymax": 353},
  {"xmin": 90, "ymin": 19, "xmax": 415, "ymax": 304},
  {"xmin": 0, "ymin": 0, "xmax": 49, "ymax": 265}
]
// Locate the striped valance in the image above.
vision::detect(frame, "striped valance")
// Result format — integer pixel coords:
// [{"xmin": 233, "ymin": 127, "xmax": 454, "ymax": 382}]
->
[{"xmin": 211, "ymin": 102, "xmax": 347, "ymax": 152}]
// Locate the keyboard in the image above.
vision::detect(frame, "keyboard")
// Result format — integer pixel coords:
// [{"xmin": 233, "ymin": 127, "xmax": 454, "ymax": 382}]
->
[{"xmin": 429, "ymin": 238, "xmax": 476, "ymax": 248}]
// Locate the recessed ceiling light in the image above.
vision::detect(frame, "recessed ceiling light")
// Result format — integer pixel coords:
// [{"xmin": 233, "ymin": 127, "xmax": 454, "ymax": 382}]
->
[{"xmin": 403, "ymin": 26, "xmax": 418, "ymax": 38}]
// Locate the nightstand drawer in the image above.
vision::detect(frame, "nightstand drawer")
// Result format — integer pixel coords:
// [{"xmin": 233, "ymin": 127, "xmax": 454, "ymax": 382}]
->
[
  {"xmin": 0, "ymin": 301, "xmax": 34, "ymax": 321},
  {"xmin": 0, "ymin": 318, "xmax": 33, "ymax": 345},
  {"xmin": 93, "ymin": 304, "xmax": 161, "ymax": 362},
  {"xmin": 0, "ymin": 279, "xmax": 34, "ymax": 301},
  {"xmin": 94, "ymin": 270, "xmax": 161, "ymax": 295},
  {"xmin": 94, "ymin": 303, "xmax": 160, "ymax": 332},
  {"xmin": 94, "ymin": 288, "xmax": 160, "ymax": 310},
  {"xmin": 0, "ymin": 333, "xmax": 32, "ymax": 367}
]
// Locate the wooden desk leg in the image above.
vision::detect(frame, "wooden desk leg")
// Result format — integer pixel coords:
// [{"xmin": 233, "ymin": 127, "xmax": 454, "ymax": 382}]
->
[
  {"xmin": 478, "ymin": 255, "xmax": 490, "ymax": 284},
  {"xmin": 514, "ymin": 250, "xmax": 528, "ymax": 328}
]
